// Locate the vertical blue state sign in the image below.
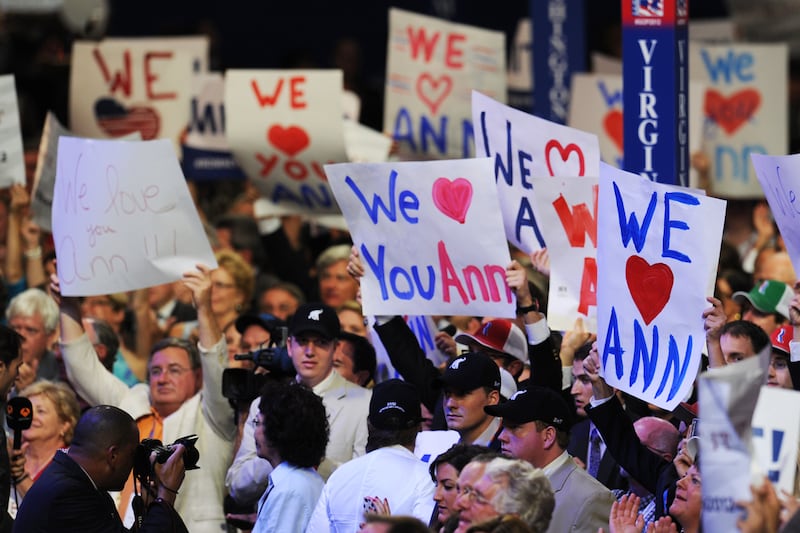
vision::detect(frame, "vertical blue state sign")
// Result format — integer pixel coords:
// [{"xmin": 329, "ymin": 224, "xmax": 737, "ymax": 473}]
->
[{"xmin": 622, "ymin": 0, "xmax": 689, "ymax": 186}]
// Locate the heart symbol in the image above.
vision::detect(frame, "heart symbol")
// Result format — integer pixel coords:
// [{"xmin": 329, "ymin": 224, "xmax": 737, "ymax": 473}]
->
[
  {"xmin": 545, "ymin": 140, "xmax": 586, "ymax": 176},
  {"xmin": 704, "ymin": 89, "xmax": 761, "ymax": 135},
  {"xmin": 416, "ymin": 73, "xmax": 453, "ymax": 115},
  {"xmin": 432, "ymin": 177, "xmax": 472, "ymax": 224},
  {"xmin": 625, "ymin": 256, "xmax": 674, "ymax": 325},
  {"xmin": 94, "ymin": 97, "xmax": 160, "ymax": 140},
  {"xmin": 267, "ymin": 125, "xmax": 310, "ymax": 157},
  {"xmin": 603, "ymin": 110, "xmax": 624, "ymax": 153}
]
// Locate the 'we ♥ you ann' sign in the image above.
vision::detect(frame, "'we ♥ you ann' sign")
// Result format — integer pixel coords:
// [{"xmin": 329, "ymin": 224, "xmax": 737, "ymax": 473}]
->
[{"xmin": 326, "ymin": 158, "xmax": 514, "ymax": 317}]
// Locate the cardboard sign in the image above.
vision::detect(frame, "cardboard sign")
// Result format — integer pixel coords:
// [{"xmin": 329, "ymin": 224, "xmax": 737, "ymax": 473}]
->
[
  {"xmin": 622, "ymin": 0, "xmax": 689, "ymax": 186},
  {"xmin": 326, "ymin": 158, "xmax": 513, "ymax": 317},
  {"xmin": 751, "ymin": 153, "xmax": 800, "ymax": 277},
  {"xmin": 597, "ymin": 163, "xmax": 726, "ymax": 410},
  {"xmin": 751, "ymin": 386, "xmax": 800, "ymax": 494},
  {"xmin": 568, "ymin": 73, "xmax": 706, "ymax": 189},
  {"xmin": 52, "ymin": 137, "xmax": 217, "ymax": 296},
  {"xmin": 472, "ymin": 90, "xmax": 600, "ymax": 253},
  {"xmin": 532, "ymin": 176, "xmax": 598, "ymax": 333},
  {"xmin": 31, "ymin": 112, "xmax": 141, "ymax": 232},
  {"xmin": 697, "ymin": 354, "xmax": 767, "ymax": 532},
  {"xmin": 182, "ymin": 72, "xmax": 245, "ymax": 181},
  {"xmin": 384, "ymin": 8, "xmax": 506, "ymax": 160},
  {"xmin": 0, "ymin": 75, "xmax": 25, "ymax": 187},
  {"xmin": 690, "ymin": 43, "xmax": 788, "ymax": 198},
  {"xmin": 69, "ymin": 38, "xmax": 203, "ymax": 152},
  {"xmin": 225, "ymin": 69, "xmax": 347, "ymax": 214},
  {"xmin": 531, "ymin": 0, "xmax": 586, "ymax": 124}
]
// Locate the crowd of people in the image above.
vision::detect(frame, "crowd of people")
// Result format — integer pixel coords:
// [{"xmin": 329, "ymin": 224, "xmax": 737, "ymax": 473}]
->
[{"xmin": 0, "ymin": 162, "xmax": 794, "ymax": 533}]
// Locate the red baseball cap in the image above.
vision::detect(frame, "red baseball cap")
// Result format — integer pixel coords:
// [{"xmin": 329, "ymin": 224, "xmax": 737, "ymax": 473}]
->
[{"xmin": 455, "ymin": 319, "xmax": 528, "ymax": 364}]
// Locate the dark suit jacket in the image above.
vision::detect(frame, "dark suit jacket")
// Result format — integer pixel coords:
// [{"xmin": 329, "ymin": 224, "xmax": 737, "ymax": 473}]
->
[
  {"xmin": 13, "ymin": 451, "xmax": 187, "ymax": 533},
  {"xmin": 586, "ymin": 396, "xmax": 679, "ymax": 518},
  {"xmin": 168, "ymin": 300, "xmax": 198, "ymax": 324},
  {"xmin": 568, "ymin": 418, "xmax": 629, "ymax": 492}
]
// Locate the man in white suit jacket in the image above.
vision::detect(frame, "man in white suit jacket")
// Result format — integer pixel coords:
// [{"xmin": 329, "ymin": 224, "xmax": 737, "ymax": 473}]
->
[
  {"xmin": 226, "ymin": 302, "xmax": 370, "ymax": 507},
  {"xmin": 485, "ymin": 386, "xmax": 614, "ymax": 533},
  {"xmin": 52, "ymin": 265, "xmax": 236, "ymax": 533}
]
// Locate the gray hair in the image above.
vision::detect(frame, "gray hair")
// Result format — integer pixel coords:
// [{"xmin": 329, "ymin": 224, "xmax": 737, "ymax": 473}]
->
[
  {"xmin": 484, "ymin": 457, "xmax": 554, "ymax": 533},
  {"xmin": 6, "ymin": 288, "xmax": 59, "ymax": 334},
  {"xmin": 315, "ymin": 244, "xmax": 352, "ymax": 272}
]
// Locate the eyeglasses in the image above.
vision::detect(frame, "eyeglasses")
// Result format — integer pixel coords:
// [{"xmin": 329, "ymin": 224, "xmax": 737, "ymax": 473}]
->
[
  {"xmin": 149, "ymin": 365, "xmax": 193, "ymax": 379},
  {"xmin": 458, "ymin": 486, "xmax": 491, "ymax": 506},
  {"xmin": 211, "ymin": 281, "xmax": 237, "ymax": 290},
  {"xmin": 770, "ymin": 357, "xmax": 789, "ymax": 371}
]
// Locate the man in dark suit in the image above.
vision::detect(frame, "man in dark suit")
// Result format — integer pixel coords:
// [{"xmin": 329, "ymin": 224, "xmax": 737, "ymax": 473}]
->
[
  {"xmin": 567, "ymin": 342, "xmax": 629, "ymax": 492},
  {"xmin": 485, "ymin": 386, "xmax": 614, "ymax": 533},
  {"xmin": 14, "ymin": 405, "xmax": 188, "ymax": 532}
]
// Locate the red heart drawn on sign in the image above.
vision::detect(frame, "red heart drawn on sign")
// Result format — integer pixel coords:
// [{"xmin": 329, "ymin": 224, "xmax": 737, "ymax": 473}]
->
[
  {"xmin": 94, "ymin": 97, "xmax": 161, "ymax": 140},
  {"xmin": 432, "ymin": 177, "xmax": 473, "ymax": 224},
  {"xmin": 267, "ymin": 125, "xmax": 310, "ymax": 157},
  {"xmin": 704, "ymin": 89, "xmax": 761, "ymax": 136},
  {"xmin": 416, "ymin": 73, "xmax": 453, "ymax": 115},
  {"xmin": 625, "ymin": 255, "xmax": 674, "ymax": 325},
  {"xmin": 603, "ymin": 110, "xmax": 624, "ymax": 153},
  {"xmin": 545, "ymin": 140, "xmax": 586, "ymax": 176}
]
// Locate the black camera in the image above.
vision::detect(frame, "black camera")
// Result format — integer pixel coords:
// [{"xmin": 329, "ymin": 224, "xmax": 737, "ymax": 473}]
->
[
  {"xmin": 222, "ymin": 326, "xmax": 295, "ymax": 404},
  {"xmin": 135, "ymin": 434, "xmax": 200, "ymax": 476}
]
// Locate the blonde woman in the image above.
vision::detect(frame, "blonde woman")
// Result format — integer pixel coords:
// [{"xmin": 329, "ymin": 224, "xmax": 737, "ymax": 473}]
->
[{"xmin": 9, "ymin": 380, "xmax": 81, "ymax": 512}]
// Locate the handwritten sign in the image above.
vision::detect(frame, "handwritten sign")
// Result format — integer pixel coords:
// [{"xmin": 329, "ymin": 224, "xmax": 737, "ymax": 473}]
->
[
  {"xmin": 70, "ymin": 37, "xmax": 204, "ymax": 152},
  {"xmin": 326, "ymin": 158, "xmax": 513, "ymax": 317},
  {"xmin": 689, "ymin": 43, "xmax": 787, "ymax": 198},
  {"xmin": 0, "ymin": 75, "xmax": 25, "ymax": 187},
  {"xmin": 472, "ymin": 90, "xmax": 600, "ymax": 253},
  {"xmin": 225, "ymin": 70, "xmax": 347, "ymax": 214},
  {"xmin": 751, "ymin": 153, "xmax": 800, "ymax": 276},
  {"xmin": 751, "ymin": 386, "xmax": 800, "ymax": 494},
  {"xmin": 568, "ymin": 73, "xmax": 707, "ymax": 189},
  {"xmin": 384, "ymin": 8, "xmax": 505, "ymax": 160},
  {"xmin": 182, "ymin": 72, "xmax": 244, "ymax": 181},
  {"xmin": 31, "ymin": 112, "xmax": 141, "ymax": 232},
  {"xmin": 532, "ymin": 176, "xmax": 599, "ymax": 333},
  {"xmin": 52, "ymin": 137, "xmax": 217, "ymax": 296},
  {"xmin": 597, "ymin": 163, "xmax": 726, "ymax": 410},
  {"xmin": 697, "ymin": 353, "xmax": 767, "ymax": 532}
]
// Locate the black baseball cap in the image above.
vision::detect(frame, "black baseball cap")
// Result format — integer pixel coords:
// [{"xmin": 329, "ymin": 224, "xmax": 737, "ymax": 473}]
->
[
  {"xmin": 288, "ymin": 303, "xmax": 340, "ymax": 339},
  {"xmin": 440, "ymin": 352, "xmax": 501, "ymax": 393},
  {"xmin": 369, "ymin": 379, "xmax": 423, "ymax": 430},
  {"xmin": 484, "ymin": 386, "xmax": 572, "ymax": 431}
]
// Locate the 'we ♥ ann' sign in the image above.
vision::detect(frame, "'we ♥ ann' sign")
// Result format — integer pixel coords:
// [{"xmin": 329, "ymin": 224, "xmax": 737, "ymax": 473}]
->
[
  {"xmin": 384, "ymin": 8, "xmax": 506, "ymax": 160},
  {"xmin": 52, "ymin": 138, "xmax": 216, "ymax": 296},
  {"xmin": 597, "ymin": 163, "xmax": 726, "ymax": 410},
  {"xmin": 471, "ymin": 90, "xmax": 600, "ymax": 254},
  {"xmin": 326, "ymin": 158, "xmax": 514, "ymax": 317},
  {"xmin": 226, "ymin": 70, "xmax": 347, "ymax": 214}
]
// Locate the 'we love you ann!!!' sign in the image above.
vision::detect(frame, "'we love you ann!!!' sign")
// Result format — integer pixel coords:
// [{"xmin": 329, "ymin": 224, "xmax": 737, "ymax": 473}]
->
[
  {"xmin": 326, "ymin": 158, "xmax": 514, "ymax": 317},
  {"xmin": 597, "ymin": 163, "xmax": 726, "ymax": 411}
]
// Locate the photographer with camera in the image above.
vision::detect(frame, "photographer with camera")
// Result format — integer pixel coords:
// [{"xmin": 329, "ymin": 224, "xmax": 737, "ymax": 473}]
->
[
  {"xmin": 14, "ymin": 405, "xmax": 188, "ymax": 532},
  {"xmin": 49, "ymin": 264, "xmax": 236, "ymax": 533}
]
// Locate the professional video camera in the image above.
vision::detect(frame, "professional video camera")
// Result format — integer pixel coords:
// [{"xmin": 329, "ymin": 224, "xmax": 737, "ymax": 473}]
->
[{"xmin": 222, "ymin": 326, "xmax": 295, "ymax": 405}]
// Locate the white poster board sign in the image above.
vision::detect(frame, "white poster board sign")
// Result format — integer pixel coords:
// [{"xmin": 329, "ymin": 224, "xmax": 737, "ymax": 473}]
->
[
  {"xmin": 326, "ymin": 158, "xmax": 513, "ymax": 317},
  {"xmin": 597, "ymin": 163, "xmax": 726, "ymax": 410},
  {"xmin": 52, "ymin": 137, "xmax": 217, "ymax": 296},
  {"xmin": 384, "ymin": 8, "xmax": 506, "ymax": 160},
  {"xmin": 0, "ymin": 75, "xmax": 25, "ymax": 187},
  {"xmin": 532, "ymin": 176, "xmax": 598, "ymax": 333},
  {"xmin": 751, "ymin": 386, "xmax": 800, "ymax": 495},
  {"xmin": 226, "ymin": 70, "xmax": 347, "ymax": 214},
  {"xmin": 472, "ymin": 90, "xmax": 600, "ymax": 253}
]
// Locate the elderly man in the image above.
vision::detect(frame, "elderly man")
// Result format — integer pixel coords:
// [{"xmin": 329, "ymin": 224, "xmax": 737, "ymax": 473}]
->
[
  {"xmin": 51, "ymin": 265, "xmax": 235, "ymax": 533},
  {"xmin": 6, "ymin": 288, "xmax": 60, "ymax": 387},
  {"xmin": 452, "ymin": 456, "xmax": 554, "ymax": 533},
  {"xmin": 485, "ymin": 386, "xmax": 614, "ymax": 532}
]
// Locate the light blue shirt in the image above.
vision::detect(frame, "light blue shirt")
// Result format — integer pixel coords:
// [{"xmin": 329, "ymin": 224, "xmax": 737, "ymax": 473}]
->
[{"xmin": 253, "ymin": 462, "xmax": 324, "ymax": 533}]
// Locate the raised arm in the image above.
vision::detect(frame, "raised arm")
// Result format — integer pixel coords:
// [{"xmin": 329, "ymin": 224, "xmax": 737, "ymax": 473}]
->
[{"xmin": 703, "ymin": 296, "xmax": 727, "ymax": 368}]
